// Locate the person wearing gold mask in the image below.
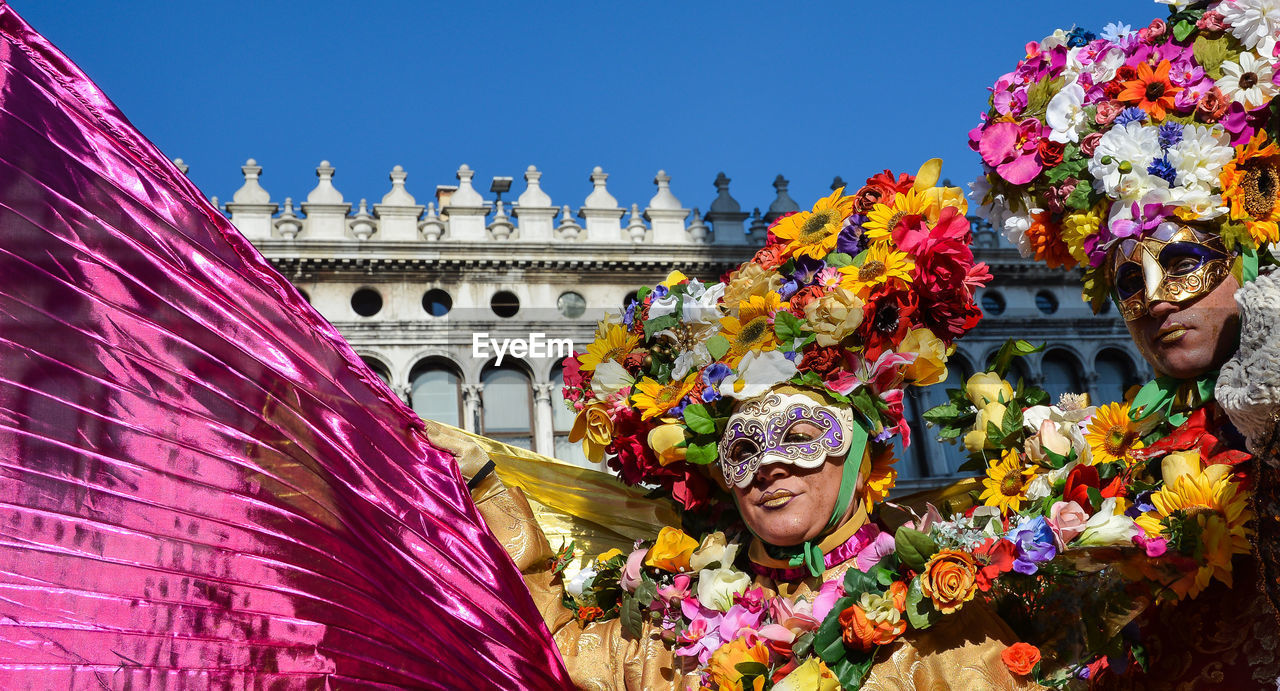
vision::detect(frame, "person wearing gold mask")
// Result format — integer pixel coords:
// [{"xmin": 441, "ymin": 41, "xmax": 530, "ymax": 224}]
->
[{"xmin": 969, "ymin": 2, "xmax": 1280, "ymax": 685}]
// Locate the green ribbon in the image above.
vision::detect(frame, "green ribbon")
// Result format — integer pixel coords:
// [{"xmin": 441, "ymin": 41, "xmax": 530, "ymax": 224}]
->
[
  {"xmin": 1128, "ymin": 373, "xmax": 1217, "ymax": 427},
  {"xmin": 783, "ymin": 418, "xmax": 870, "ymax": 578}
]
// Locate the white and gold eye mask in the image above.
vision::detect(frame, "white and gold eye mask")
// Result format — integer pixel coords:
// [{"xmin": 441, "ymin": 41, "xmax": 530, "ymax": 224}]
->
[{"xmin": 716, "ymin": 391, "xmax": 855, "ymax": 489}]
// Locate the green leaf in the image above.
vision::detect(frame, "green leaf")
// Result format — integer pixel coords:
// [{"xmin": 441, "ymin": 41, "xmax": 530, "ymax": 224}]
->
[
  {"xmin": 894, "ymin": 527, "xmax": 939, "ymax": 572},
  {"xmin": 905, "ymin": 578, "xmax": 940, "ymax": 630},
  {"xmin": 705, "ymin": 334, "xmax": 730, "ymax": 360},
  {"xmin": 1193, "ymin": 34, "xmax": 1241, "ymax": 80},
  {"xmin": 814, "ymin": 596, "xmax": 855, "ymax": 663},
  {"xmin": 619, "ymin": 594, "xmax": 643, "ymax": 639},
  {"xmin": 735, "ymin": 661, "xmax": 769, "ymax": 677},
  {"xmin": 843, "ymin": 566, "xmax": 878, "ymax": 598},
  {"xmin": 991, "ymin": 339, "xmax": 1043, "ymax": 379},
  {"xmin": 1064, "ymin": 181, "xmax": 1094, "ymax": 211},
  {"xmin": 938, "ymin": 425, "xmax": 963, "ymax": 440},
  {"xmin": 848, "ymin": 387, "xmax": 881, "ymax": 430},
  {"xmin": 1001, "ymin": 400, "xmax": 1023, "ymax": 436},
  {"xmin": 1172, "ymin": 18, "xmax": 1196, "ymax": 42},
  {"xmin": 1085, "ymin": 486, "xmax": 1103, "ymax": 510},
  {"xmin": 1023, "ymin": 76, "xmax": 1065, "ymax": 118},
  {"xmin": 825, "ymin": 252, "xmax": 854, "ymax": 268},
  {"xmin": 791, "ymin": 632, "xmax": 814, "ymax": 660},
  {"xmin": 642, "ymin": 314, "xmax": 677, "ymax": 340},
  {"xmin": 681, "ymin": 404, "xmax": 716, "ymax": 434},
  {"xmin": 685, "ymin": 441, "xmax": 718, "ymax": 465},
  {"xmin": 774, "ymin": 310, "xmax": 805, "ymax": 343},
  {"xmin": 830, "ymin": 651, "xmax": 876, "ymax": 689},
  {"xmin": 634, "ymin": 574, "xmax": 657, "ymax": 606},
  {"xmin": 922, "ymin": 402, "xmax": 962, "ymax": 424}
]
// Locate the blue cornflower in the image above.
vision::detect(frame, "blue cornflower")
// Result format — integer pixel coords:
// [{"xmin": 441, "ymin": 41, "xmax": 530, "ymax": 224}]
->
[
  {"xmin": 1113, "ymin": 107, "xmax": 1148, "ymax": 126},
  {"xmin": 1158, "ymin": 122, "xmax": 1184, "ymax": 149},
  {"xmin": 1147, "ymin": 156, "xmax": 1178, "ymax": 185}
]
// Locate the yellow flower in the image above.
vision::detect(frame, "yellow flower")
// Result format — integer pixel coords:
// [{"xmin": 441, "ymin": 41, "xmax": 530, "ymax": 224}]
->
[
  {"xmin": 802, "ymin": 286, "xmax": 864, "ymax": 347},
  {"xmin": 769, "ymin": 187, "xmax": 856, "ymax": 260},
  {"xmin": 734, "ymin": 292, "xmax": 789, "ymax": 323},
  {"xmin": 718, "ymin": 312, "xmax": 779, "ymax": 362},
  {"xmin": 966, "ymin": 371, "xmax": 1014, "ymax": 407},
  {"xmin": 596, "ymin": 548, "xmax": 624, "ymax": 562},
  {"xmin": 863, "ymin": 186, "xmax": 934, "ymax": 242},
  {"xmin": 1085, "ymin": 402, "xmax": 1144, "ymax": 466},
  {"xmin": 568, "ymin": 401, "xmax": 613, "ymax": 462},
  {"xmin": 862, "ymin": 447, "xmax": 898, "ymax": 512},
  {"xmin": 838, "ymin": 242, "xmax": 914, "ymax": 299},
  {"xmin": 722, "ymin": 263, "xmax": 783, "ymax": 306},
  {"xmin": 645, "ymin": 526, "xmax": 700, "ymax": 572},
  {"xmin": 659, "ymin": 270, "xmax": 688, "ymax": 288},
  {"xmin": 579, "ymin": 322, "xmax": 639, "ymax": 372},
  {"xmin": 899, "ymin": 327, "xmax": 948, "ymax": 386},
  {"xmin": 963, "ymin": 401, "xmax": 1007, "ymax": 453},
  {"xmin": 1060, "ymin": 204, "xmax": 1105, "ymax": 267},
  {"xmin": 773, "ymin": 658, "xmax": 839, "ymax": 691},
  {"xmin": 706, "ymin": 637, "xmax": 770, "ymax": 690},
  {"xmin": 647, "ymin": 423, "xmax": 688, "ymax": 466},
  {"xmin": 979, "ymin": 449, "xmax": 1035, "ymax": 515},
  {"xmin": 1135, "ymin": 450, "xmax": 1253, "ymax": 598},
  {"xmin": 1220, "ymin": 131, "xmax": 1280, "ymax": 246},
  {"xmin": 911, "ymin": 158, "xmax": 968, "ymax": 217},
  {"xmin": 631, "ymin": 375, "xmax": 698, "ymax": 421}
]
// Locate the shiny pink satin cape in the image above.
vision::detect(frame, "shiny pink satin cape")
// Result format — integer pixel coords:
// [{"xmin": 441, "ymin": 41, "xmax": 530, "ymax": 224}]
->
[{"xmin": 0, "ymin": 4, "xmax": 570, "ymax": 688}]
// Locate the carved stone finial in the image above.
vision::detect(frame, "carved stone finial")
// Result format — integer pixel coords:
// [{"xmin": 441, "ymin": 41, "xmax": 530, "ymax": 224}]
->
[
  {"xmin": 307, "ymin": 160, "xmax": 344, "ymax": 204},
  {"xmin": 232, "ymin": 158, "xmax": 270, "ymax": 204}
]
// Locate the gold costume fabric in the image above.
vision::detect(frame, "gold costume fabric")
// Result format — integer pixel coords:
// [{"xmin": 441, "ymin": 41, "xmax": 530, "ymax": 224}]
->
[{"xmin": 431, "ymin": 422, "xmax": 1040, "ymax": 690}]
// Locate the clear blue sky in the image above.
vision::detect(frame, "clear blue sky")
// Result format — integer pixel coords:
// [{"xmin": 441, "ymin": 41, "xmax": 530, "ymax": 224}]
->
[{"xmin": 17, "ymin": 1, "xmax": 1156, "ymax": 215}]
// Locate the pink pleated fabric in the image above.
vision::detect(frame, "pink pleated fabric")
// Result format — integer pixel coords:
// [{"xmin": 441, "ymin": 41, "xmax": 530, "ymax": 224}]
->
[{"xmin": 0, "ymin": 3, "xmax": 571, "ymax": 688}]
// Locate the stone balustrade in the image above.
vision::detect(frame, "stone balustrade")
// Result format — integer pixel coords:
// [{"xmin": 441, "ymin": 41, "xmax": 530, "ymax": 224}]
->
[{"xmin": 220, "ymin": 159, "xmax": 823, "ymax": 247}]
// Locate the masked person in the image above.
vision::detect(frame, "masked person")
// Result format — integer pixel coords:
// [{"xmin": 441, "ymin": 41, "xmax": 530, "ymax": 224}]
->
[
  {"xmin": 969, "ymin": 2, "xmax": 1280, "ymax": 685},
  {"xmin": 434, "ymin": 162, "xmax": 1049, "ymax": 690}
]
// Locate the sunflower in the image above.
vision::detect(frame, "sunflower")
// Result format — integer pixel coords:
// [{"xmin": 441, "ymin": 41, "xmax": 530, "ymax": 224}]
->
[
  {"xmin": 979, "ymin": 449, "xmax": 1035, "ymax": 515},
  {"xmin": 1085, "ymin": 402, "xmax": 1144, "ymax": 466},
  {"xmin": 769, "ymin": 187, "xmax": 856, "ymax": 260},
  {"xmin": 718, "ymin": 311, "xmax": 779, "ymax": 363},
  {"xmin": 1116, "ymin": 60, "xmax": 1181, "ymax": 120},
  {"xmin": 1135, "ymin": 451, "xmax": 1253, "ymax": 598},
  {"xmin": 631, "ymin": 375, "xmax": 698, "ymax": 421},
  {"xmin": 579, "ymin": 322, "xmax": 640, "ymax": 372},
  {"xmin": 862, "ymin": 186, "xmax": 933, "ymax": 242},
  {"xmin": 734, "ymin": 292, "xmax": 789, "ymax": 323},
  {"xmin": 838, "ymin": 242, "xmax": 914, "ymax": 299},
  {"xmin": 861, "ymin": 447, "xmax": 899, "ymax": 512},
  {"xmin": 1220, "ymin": 131, "xmax": 1280, "ymax": 246}
]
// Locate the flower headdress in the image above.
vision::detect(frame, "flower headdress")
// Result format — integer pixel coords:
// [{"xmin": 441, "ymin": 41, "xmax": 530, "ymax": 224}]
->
[
  {"xmin": 969, "ymin": 1, "xmax": 1280, "ymax": 308},
  {"xmin": 562, "ymin": 160, "xmax": 991, "ymax": 512}
]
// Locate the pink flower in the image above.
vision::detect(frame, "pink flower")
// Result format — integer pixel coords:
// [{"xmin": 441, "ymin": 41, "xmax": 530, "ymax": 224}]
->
[
  {"xmin": 1133, "ymin": 534, "xmax": 1168, "ymax": 557},
  {"xmin": 657, "ymin": 573, "xmax": 692, "ymax": 603},
  {"xmin": 1095, "ymin": 100, "xmax": 1123, "ymax": 125},
  {"xmin": 855, "ymin": 529, "xmax": 898, "ymax": 572},
  {"xmin": 1048, "ymin": 500, "xmax": 1090, "ymax": 549},
  {"xmin": 1080, "ymin": 131, "xmax": 1104, "ymax": 157},
  {"xmin": 1197, "ymin": 10, "xmax": 1226, "ymax": 33},
  {"xmin": 620, "ymin": 548, "xmax": 647, "ymax": 592},
  {"xmin": 733, "ymin": 586, "xmax": 766, "ymax": 613},
  {"xmin": 812, "ymin": 579, "xmax": 845, "ymax": 621},
  {"xmin": 979, "ymin": 119, "xmax": 1044, "ymax": 185},
  {"xmin": 675, "ymin": 615, "xmax": 723, "ymax": 665},
  {"xmin": 718, "ymin": 604, "xmax": 764, "ymax": 643}
]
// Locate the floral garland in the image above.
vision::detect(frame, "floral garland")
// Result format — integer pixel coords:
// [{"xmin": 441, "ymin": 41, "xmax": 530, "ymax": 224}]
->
[
  {"xmin": 561, "ymin": 161, "xmax": 990, "ymax": 512},
  {"xmin": 969, "ymin": 0, "xmax": 1280, "ymax": 307}
]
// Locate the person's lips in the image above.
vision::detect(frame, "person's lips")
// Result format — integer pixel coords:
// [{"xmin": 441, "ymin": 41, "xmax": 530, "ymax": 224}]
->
[
  {"xmin": 1154, "ymin": 322, "xmax": 1189, "ymax": 346},
  {"xmin": 758, "ymin": 488, "xmax": 797, "ymax": 509}
]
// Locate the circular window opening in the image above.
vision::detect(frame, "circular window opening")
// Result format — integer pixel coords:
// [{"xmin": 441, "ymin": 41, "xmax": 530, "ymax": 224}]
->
[
  {"xmin": 557, "ymin": 291, "xmax": 586, "ymax": 319},
  {"xmin": 351, "ymin": 288, "xmax": 383, "ymax": 317},
  {"xmin": 491, "ymin": 291, "xmax": 520, "ymax": 318},
  {"xmin": 298, "ymin": 289, "xmax": 310, "ymax": 304},
  {"xmin": 623, "ymin": 290, "xmax": 640, "ymax": 310},
  {"xmin": 1036, "ymin": 290, "xmax": 1059, "ymax": 315},
  {"xmin": 422, "ymin": 288, "xmax": 453, "ymax": 317},
  {"xmin": 980, "ymin": 291, "xmax": 1006, "ymax": 316}
]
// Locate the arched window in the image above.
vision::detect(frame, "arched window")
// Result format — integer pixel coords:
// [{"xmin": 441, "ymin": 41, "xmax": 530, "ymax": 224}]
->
[
  {"xmin": 361, "ymin": 357, "xmax": 391, "ymax": 386},
  {"xmin": 930, "ymin": 354, "xmax": 975, "ymax": 476},
  {"xmin": 891, "ymin": 392, "xmax": 925, "ymax": 481},
  {"xmin": 551, "ymin": 361, "xmax": 591, "ymax": 468},
  {"xmin": 409, "ymin": 360, "xmax": 462, "ymax": 428},
  {"xmin": 1095, "ymin": 349, "xmax": 1139, "ymax": 405},
  {"xmin": 482, "ymin": 363, "xmax": 533, "ymax": 449},
  {"xmin": 1040, "ymin": 350, "xmax": 1083, "ymax": 402}
]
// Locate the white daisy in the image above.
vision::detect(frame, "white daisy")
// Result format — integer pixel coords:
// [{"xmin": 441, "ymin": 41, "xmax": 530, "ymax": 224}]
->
[
  {"xmin": 1087, "ymin": 121, "xmax": 1160, "ymax": 198},
  {"xmin": 1218, "ymin": 51, "xmax": 1280, "ymax": 109},
  {"xmin": 1046, "ymin": 81, "xmax": 1088, "ymax": 143},
  {"xmin": 1099, "ymin": 22, "xmax": 1134, "ymax": 43},
  {"xmin": 1221, "ymin": 0, "xmax": 1280, "ymax": 50},
  {"xmin": 1168, "ymin": 124, "xmax": 1235, "ymax": 191}
]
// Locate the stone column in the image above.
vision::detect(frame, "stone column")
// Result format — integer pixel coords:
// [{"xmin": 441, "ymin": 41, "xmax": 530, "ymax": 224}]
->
[
  {"xmin": 532, "ymin": 382, "xmax": 556, "ymax": 458},
  {"xmin": 225, "ymin": 159, "xmax": 278, "ymax": 240},
  {"xmin": 442, "ymin": 164, "xmax": 488, "ymax": 242},
  {"xmin": 300, "ymin": 161, "xmax": 351, "ymax": 240},
  {"xmin": 645, "ymin": 170, "xmax": 689, "ymax": 245},
  {"xmin": 462, "ymin": 383, "xmax": 483, "ymax": 433},
  {"xmin": 374, "ymin": 165, "xmax": 426, "ymax": 241}
]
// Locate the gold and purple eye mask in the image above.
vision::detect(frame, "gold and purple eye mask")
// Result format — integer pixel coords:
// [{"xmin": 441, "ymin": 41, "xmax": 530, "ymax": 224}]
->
[
  {"xmin": 1108, "ymin": 224, "xmax": 1233, "ymax": 321},
  {"xmin": 717, "ymin": 392, "xmax": 854, "ymax": 489}
]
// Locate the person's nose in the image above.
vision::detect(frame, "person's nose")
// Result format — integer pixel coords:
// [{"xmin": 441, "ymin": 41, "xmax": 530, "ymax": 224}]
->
[
  {"xmin": 752, "ymin": 461, "xmax": 790, "ymax": 486},
  {"xmin": 1146, "ymin": 299, "xmax": 1179, "ymax": 320}
]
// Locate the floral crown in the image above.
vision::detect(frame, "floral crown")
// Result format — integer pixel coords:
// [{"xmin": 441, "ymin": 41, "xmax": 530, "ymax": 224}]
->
[
  {"xmin": 969, "ymin": 0, "xmax": 1280, "ymax": 307},
  {"xmin": 562, "ymin": 160, "xmax": 991, "ymax": 512}
]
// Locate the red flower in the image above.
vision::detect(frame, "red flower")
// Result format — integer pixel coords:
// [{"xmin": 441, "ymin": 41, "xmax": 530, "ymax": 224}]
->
[
  {"xmin": 799, "ymin": 344, "xmax": 845, "ymax": 379},
  {"xmin": 1001, "ymin": 642, "xmax": 1041, "ymax": 676},
  {"xmin": 1037, "ymin": 139, "xmax": 1065, "ymax": 167},
  {"xmin": 787, "ymin": 285, "xmax": 830, "ymax": 318},
  {"xmin": 752, "ymin": 243, "xmax": 788, "ymax": 270},
  {"xmin": 973, "ymin": 538, "xmax": 1017, "ymax": 591}
]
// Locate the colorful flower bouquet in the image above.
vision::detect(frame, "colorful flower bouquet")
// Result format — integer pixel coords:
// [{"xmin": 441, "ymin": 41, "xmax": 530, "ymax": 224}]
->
[{"xmin": 969, "ymin": 0, "xmax": 1280, "ymax": 308}]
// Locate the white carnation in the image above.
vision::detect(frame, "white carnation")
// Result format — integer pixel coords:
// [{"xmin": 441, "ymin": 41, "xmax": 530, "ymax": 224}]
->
[
  {"xmin": 1221, "ymin": 0, "xmax": 1280, "ymax": 50},
  {"xmin": 1088, "ymin": 122, "xmax": 1160, "ymax": 199},
  {"xmin": 1168, "ymin": 124, "xmax": 1235, "ymax": 191}
]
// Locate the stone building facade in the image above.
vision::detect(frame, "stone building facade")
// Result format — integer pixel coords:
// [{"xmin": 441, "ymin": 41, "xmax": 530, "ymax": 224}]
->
[{"xmin": 214, "ymin": 159, "xmax": 1151, "ymax": 493}]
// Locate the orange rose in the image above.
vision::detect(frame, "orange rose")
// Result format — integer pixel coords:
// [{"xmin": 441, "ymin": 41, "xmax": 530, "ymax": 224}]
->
[
  {"xmin": 706, "ymin": 637, "xmax": 770, "ymax": 689},
  {"xmin": 919, "ymin": 550, "xmax": 979, "ymax": 614},
  {"xmin": 644, "ymin": 526, "xmax": 699, "ymax": 572},
  {"xmin": 1001, "ymin": 642, "xmax": 1041, "ymax": 676},
  {"xmin": 837, "ymin": 581, "xmax": 908, "ymax": 652}
]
